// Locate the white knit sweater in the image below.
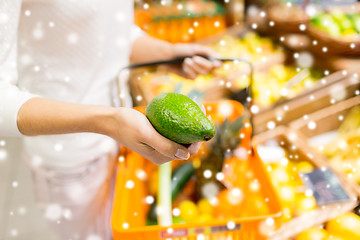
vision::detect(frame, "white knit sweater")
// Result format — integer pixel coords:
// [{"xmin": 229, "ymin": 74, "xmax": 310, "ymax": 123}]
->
[{"xmin": 0, "ymin": 0, "xmax": 142, "ymax": 167}]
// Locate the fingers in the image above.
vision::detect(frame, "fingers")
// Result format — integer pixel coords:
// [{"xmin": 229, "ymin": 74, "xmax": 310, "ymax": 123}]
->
[
  {"xmin": 183, "ymin": 58, "xmax": 198, "ymax": 79},
  {"xmin": 144, "ymin": 127, "xmax": 191, "ymax": 161},
  {"xmin": 188, "ymin": 142, "xmax": 203, "ymax": 155},
  {"xmin": 138, "ymin": 146, "xmax": 174, "ymax": 165},
  {"xmin": 193, "ymin": 56, "xmax": 213, "ymax": 72},
  {"xmin": 174, "ymin": 43, "xmax": 222, "ymax": 79},
  {"xmin": 183, "ymin": 56, "xmax": 221, "ymax": 78}
]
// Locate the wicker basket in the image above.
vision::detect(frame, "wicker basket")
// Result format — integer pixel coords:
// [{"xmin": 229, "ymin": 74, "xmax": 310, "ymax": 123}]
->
[
  {"xmin": 289, "ymin": 96, "xmax": 360, "ymax": 196},
  {"xmin": 253, "ymin": 126, "xmax": 359, "ymax": 240},
  {"xmin": 267, "ymin": 5, "xmax": 309, "ymax": 34},
  {"xmin": 253, "ymin": 70, "xmax": 360, "ymax": 134},
  {"xmin": 308, "ymin": 25, "xmax": 360, "ymax": 57}
]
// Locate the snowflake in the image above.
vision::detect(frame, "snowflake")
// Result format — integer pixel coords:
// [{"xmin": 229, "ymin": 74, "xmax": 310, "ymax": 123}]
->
[
  {"xmin": 203, "ymin": 169, "xmax": 212, "ymax": 179},
  {"xmin": 145, "ymin": 195, "xmax": 154, "ymax": 205},
  {"xmin": 299, "ymin": 24, "xmax": 306, "ymax": 31},
  {"xmin": 45, "ymin": 204, "xmax": 62, "ymax": 221},
  {"xmin": 33, "ymin": 65, "xmax": 41, "ymax": 72},
  {"xmin": 122, "ymin": 222, "xmax": 129, "ymax": 229},
  {"xmin": 63, "ymin": 209, "xmax": 72, "ymax": 220},
  {"xmin": 24, "ymin": 10, "xmax": 31, "ymax": 17},
  {"xmin": 216, "ymin": 172, "xmax": 224, "ymax": 181},
  {"xmin": 31, "ymin": 155, "xmax": 43, "ymax": 167},
  {"xmin": 10, "ymin": 229, "xmax": 18, "ymax": 237},
  {"xmin": 18, "ymin": 206, "xmax": 27, "ymax": 215},
  {"xmin": 125, "ymin": 180, "xmax": 135, "ymax": 189},
  {"xmin": 0, "ymin": 13, "xmax": 9, "ymax": 24},
  {"xmin": 67, "ymin": 33, "xmax": 79, "ymax": 44},
  {"xmin": 172, "ymin": 208, "xmax": 180, "ymax": 217},
  {"xmin": 197, "ymin": 234, "xmax": 205, "ymax": 240},
  {"xmin": 136, "ymin": 169, "xmax": 147, "ymax": 180},
  {"xmin": 33, "ymin": 27, "xmax": 44, "ymax": 40},
  {"xmin": 53, "ymin": 143, "xmax": 63, "ymax": 152},
  {"xmin": 0, "ymin": 149, "xmax": 8, "ymax": 161},
  {"xmin": 86, "ymin": 234, "xmax": 102, "ymax": 240},
  {"xmin": 267, "ymin": 121, "xmax": 275, "ymax": 130},
  {"xmin": 115, "ymin": 12, "xmax": 125, "ymax": 22}
]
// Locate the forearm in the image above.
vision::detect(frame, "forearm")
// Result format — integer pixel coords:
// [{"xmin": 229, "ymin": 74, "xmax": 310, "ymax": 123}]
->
[
  {"xmin": 130, "ymin": 35, "xmax": 175, "ymax": 63},
  {"xmin": 17, "ymin": 97, "xmax": 117, "ymax": 137}
]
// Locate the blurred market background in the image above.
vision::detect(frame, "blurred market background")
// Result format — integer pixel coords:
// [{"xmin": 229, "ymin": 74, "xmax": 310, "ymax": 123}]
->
[{"xmin": 1, "ymin": 0, "xmax": 360, "ymax": 239}]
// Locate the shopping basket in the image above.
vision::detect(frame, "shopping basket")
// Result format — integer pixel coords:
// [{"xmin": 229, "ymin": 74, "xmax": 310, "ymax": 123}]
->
[{"xmin": 111, "ymin": 99, "xmax": 283, "ymax": 240}]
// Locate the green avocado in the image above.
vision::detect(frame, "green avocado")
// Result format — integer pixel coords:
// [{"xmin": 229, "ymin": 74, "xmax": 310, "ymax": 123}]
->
[{"xmin": 145, "ymin": 93, "xmax": 215, "ymax": 144}]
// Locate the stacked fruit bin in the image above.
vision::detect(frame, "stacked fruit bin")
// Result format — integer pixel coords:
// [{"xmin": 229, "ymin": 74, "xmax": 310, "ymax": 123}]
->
[
  {"xmin": 112, "ymin": 3, "xmax": 360, "ymax": 239},
  {"xmin": 134, "ymin": 0, "xmax": 226, "ymax": 43}
]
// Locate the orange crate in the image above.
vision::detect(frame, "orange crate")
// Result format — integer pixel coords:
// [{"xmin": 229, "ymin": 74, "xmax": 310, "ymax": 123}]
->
[{"xmin": 111, "ymin": 100, "xmax": 283, "ymax": 240}]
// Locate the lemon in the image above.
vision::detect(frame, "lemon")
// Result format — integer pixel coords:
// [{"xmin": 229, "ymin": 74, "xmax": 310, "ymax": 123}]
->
[
  {"xmin": 297, "ymin": 161, "xmax": 314, "ymax": 173},
  {"xmin": 278, "ymin": 185, "xmax": 296, "ymax": 203},
  {"xmin": 179, "ymin": 200, "xmax": 198, "ymax": 221},
  {"xmin": 325, "ymin": 235, "xmax": 345, "ymax": 240},
  {"xmin": 326, "ymin": 212, "xmax": 360, "ymax": 239},
  {"xmin": 294, "ymin": 195, "xmax": 317, "ymax": 216},
  {"xmin": 192, "ymin": 213, "xmax": 213, "ymax": 223},
  {"xmin": 296, "ymin": 226, "xmax": 329, "ymax": 240},
  {"xmin": 197, "ymin": 198, "xmax": 213, "ymax": 215},
  {"xmin": 282, "ymin": 207, "xmax": 293, "ymax": 222}
]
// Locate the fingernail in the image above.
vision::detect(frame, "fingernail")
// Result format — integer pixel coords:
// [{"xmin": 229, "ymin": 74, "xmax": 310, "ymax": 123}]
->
[
  {"xmin": 175, "ymin": 149, "xmax": 190, "ymax": 160},
  {"xmin": 193, "ymin": 56, "xmax": 202, "ymax": 64},
  {"xmin": 185, "ymin": 58, "xmax": 193, "ymax": 66}
]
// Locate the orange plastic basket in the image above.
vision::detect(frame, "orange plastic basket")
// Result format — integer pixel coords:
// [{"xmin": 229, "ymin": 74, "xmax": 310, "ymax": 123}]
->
[{"xmin": 111, "ymin": 100, "xmax": 283, "ymax": 240}]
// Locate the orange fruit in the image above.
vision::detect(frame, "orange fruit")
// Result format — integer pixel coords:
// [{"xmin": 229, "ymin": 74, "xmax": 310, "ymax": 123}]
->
[
  {"xmin": 326, "ymin": 212, "xmax": 360, "ymax": 239},
  {"xmin": 179, "ymin": 200, "xmax": 198, "ymax": 222},
  {"xmin": 296, "ymin": 227, "xmax": 329, "ymax": 240}
]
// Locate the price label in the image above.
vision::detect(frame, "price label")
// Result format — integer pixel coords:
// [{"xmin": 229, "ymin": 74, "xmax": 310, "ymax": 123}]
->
[{"xmin": 300, "ymin": 168, "xmax": 350, "ymax": 205}]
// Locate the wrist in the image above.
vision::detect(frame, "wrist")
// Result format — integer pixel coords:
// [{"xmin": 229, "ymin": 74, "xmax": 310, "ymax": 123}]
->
[{"xmin": 89, "ymin": 106, "xmax": 119, "ymax": 138}]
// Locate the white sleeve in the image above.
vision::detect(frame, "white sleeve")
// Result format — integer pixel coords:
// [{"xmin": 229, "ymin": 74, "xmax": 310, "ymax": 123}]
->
[
  {"xmin": 0, "ymin": 0, "xmax": 38, "ymax": 137},
  {"xmin": 130, "ymin": 24, "xmax": 146, "ymax": 44}
]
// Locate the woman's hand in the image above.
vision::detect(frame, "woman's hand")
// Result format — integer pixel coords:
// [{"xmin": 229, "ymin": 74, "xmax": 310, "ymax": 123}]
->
[
  {"xmin": 172, "ymin": 43, "xmax": 223, "ymax": 79},
  {"xmin": 17, "ymin": 97, "xmax": 203, "ymax": 166},
  {"xmin": 130, "ymin": 36, "xmax": 222, "ymax": 79},
  {"xmin": 109, "ymin": 108, "xmax": 202, "ymax": 165}
]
